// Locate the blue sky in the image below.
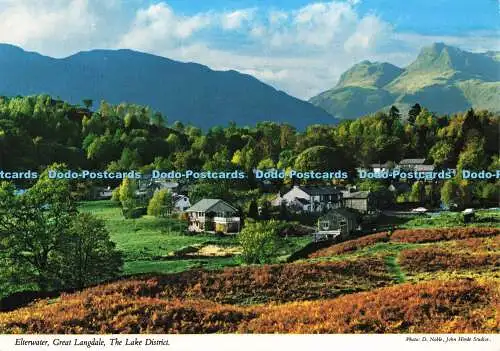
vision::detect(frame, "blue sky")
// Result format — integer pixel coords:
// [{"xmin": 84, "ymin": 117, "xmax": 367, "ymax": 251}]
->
[
  {"xmin": 167, "ymin": 0, "xmax": 500, "ymax": 33},
  {"xmin": 0, "ymin": 0, "xmax": 498, "ymax": 98}
]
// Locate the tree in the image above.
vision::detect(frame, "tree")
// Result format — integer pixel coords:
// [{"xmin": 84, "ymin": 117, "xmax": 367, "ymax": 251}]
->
[
  {"xmin": 147, "ymin": 189, "xmax": 173, "ymax": 217},
  {"xmin": 259, "ymin": 201, "xmax": 271, "ymax": 220},
  {"xmin": 0, "ymin": 168, "xmax": 78, "ymax": 291},
  {"xmin": 238, "ymin": 221, "xmax": 280, "ymax": 264},
  {"xmin": 389, "ymin": 105, "xmax": 401, "ymax": 120},
  {"xmin": 457, "ymin": 138, "xmax": 487, "ymax": 175},
  {"xmin": 119, "ymin": 177, "xmax": 137, "ymax": 209},
  {"xmin": 257, "ymin": 158, "xmax": 275, "ymax": 169},
  {"xmin": 408, "ymin": 103, "xmax": 421, "ymax": 125},
  {"xmin": 294, "ymin": 146, "xmax": 349, "ymax": 172},
  {"xmin": 0, "ymin": 161, "xmax": 124, "ymax": 293},
  {"xmin": 410, "ymin": 181, "xmax": 426, "ymax": 204},
  {"xmin": 441, "ymin": 178, "xmax": 472, "ymax": 209},
  {"xmin": 189, "ymin": 182, "xmax": 231, "ymax": 204},
  {"xmin": 247, "ymin": 200, "xmax": 259, "ymax": 219},
  {"xmin": 58, "ymin": 213, "xmax": 123, "ymax": 289},
  {"xmin": 278, "ymin": 202, "xmax": 290, "ymax": 221},
  {"xmin": 82, "ymin": 99, "xmax": 93, "ymax": 110}
]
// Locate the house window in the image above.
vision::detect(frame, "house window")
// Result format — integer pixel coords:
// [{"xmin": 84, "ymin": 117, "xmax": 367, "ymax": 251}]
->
[{"xmin": 319, "ymin": 220, "xmax": 330, "ymax": 231}]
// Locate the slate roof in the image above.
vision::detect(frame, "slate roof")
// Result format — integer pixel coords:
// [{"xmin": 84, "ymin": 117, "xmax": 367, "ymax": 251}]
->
[
  {"xmin": 295, "ymin": 198, "xmax": 310, "ymax": 205},
  {"xmin": 297, "ymin": 186, "xmax": 341, "ymax": 196},
  {"xmin": 186, "ymin": 199, "xmax": 237, "ymax": 213},
  {"xmin": 399, "ymin": 158, "xmax": 426, "ymax": 165},
  {"xmin": 343, "ymin": 191, "xmax": 371, "ymax": 199},
  {"xmin": 322, "ymin": 208, "xmax": 358, "ymax": 220},
  {"xmin": 370, "ymin": 161, "xmax": 392, "ymax": 168},
  {"xmin": 415, "ymin": 164, "xmax": 435, "ymax": 172}
]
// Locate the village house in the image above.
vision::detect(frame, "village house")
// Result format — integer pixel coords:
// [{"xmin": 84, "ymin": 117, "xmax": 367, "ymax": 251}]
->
[
  {"xmin": 88, "ymin": 186, "xmax": 113, "ymax": 200},
  {"xmin": 397, "ymin": 158, "xmax": 427, "ymax": 171},
  {"xmin": 135, "ymin": 178, "xmax": 189, "ymax": 211},
  {"xmin": 276, "ymin": 185, "xmax": 343, "ymax": 213},
  {"xmin": 388, "ymin": 182, "xmax": 411, "ymax": 194},
  {"xmin": 370, "ymin": 161, "xmax": 394, "ymax": 173},
  {"xmin": 136, "ymin": 178, "xmax": 179, "ymax": 199},
  {"xmin": 172, "ymin": 194, "xmax": 191, "ymax": 212},
  {"xmin": 313, "ymin": 208, "xmax": 359, "ymax": 242},
  {"xmin": 186, "ymin": 199, "xmax": 241, "ymax": 234},
  {"xmin": 342, "ymin": 190, "xmax": 375, "ymax": 213}
]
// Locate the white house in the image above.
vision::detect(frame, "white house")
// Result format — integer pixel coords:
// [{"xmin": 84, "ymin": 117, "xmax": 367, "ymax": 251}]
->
[
  {"xmin": 370, "ymin": 161, "xmax": 393, "ymax": 173},
  {"xmin": 397, "ymin": 158, "xmax": 426, "ymax": 171},
  {"xmin": 279, "ymin": 185, "xmax": 343, "ymax": 213},
  {"xmin": 172, "ymin": 193, "xmax": 191, "ymax": 212},
  {"xmin": 186, "ymin": 199, "xmax": 241, "ymax": 234}
]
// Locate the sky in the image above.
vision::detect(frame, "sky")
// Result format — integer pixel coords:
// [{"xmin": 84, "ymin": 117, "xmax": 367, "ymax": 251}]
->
[{"xmin": 0, "ymin": 0, "xmax": 498, "ymax": 99}]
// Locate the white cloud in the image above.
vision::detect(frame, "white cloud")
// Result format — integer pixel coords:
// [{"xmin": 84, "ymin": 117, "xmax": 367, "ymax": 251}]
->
[
  {"xmin": 0, "ymin": 0, "xmax": 97, "ymax": 54},
  {"xmin": 344, "ymin": 15, "xmax": 392, "ymax": 52},
  {"xmin": 119, "ymin": 3, "xmax": 213, "ymax": 51},
  {"xmin": 221, "ymin": 9, "xmax": 256, "ymax": 30},
  {"xmin": 268, "ymin": 10, "xmax": 288, "ymax": 26},
  {"xmin": 0, "ymin": 0, "xmax": 497, "ymax": 99}
]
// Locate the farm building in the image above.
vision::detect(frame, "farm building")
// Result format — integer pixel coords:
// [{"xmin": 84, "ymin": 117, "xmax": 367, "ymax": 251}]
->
[
  {"xmin": 278, "ymin": 185, "xmax": 343, "ymax": 213},
  {"xmin": 186, "ymin": 199, "xmax": 241, "ymax": 234},
  {"xmin": 313, "ymin": 208, "xmax": 359, "ymax": 242},
  {"xmin": 342, "ymin": 190, "xmax": 375, "ymax": 213}
]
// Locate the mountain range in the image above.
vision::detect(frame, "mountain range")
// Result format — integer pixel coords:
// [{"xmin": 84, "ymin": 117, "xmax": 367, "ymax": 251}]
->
[
  {"xmin": 0, "ymin": 42, "xmax": 498, "ymax": 127},
  {"xmin": 0, "ymin": 44, "xmax": 333, "ymax": 129},
  {"xmin": 310, "ymin": 43, "xmax": 500, "ymax": 119}
]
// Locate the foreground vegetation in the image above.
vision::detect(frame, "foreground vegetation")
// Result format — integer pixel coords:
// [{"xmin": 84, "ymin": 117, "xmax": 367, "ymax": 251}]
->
[
  {"xmin": 1, "ymin": 224, "xmax": 498, "ymax": 333},
  {"xmin": 0, "ymin": 277, "xmax": 497, "ymax": 333}
]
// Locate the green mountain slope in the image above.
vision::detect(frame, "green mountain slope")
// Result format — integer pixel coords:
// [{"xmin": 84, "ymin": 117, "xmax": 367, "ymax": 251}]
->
[
  {"xmin": 0, "ymin": 44, "xmax": 335, "ymax": 129},
  {"xmin": 310, "ymin": 43, "xmax": 500, "ymax": 119},
  {"xmin": 336, "ymin": 61, "xmax": 403, "ymax": 88}
]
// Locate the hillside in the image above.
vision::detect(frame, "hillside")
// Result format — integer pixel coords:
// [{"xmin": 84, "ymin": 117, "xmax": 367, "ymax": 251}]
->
[
  {"xmin": 0, "ymin": 44, "xmax": 334, "ymax": 129},
  {"xmin": 310, "ymin": 43, "xmax": 500, "ymax": 119},
  {"xmin": 1, "ymin": 225, "xmax": 498, "ymax": 333}
]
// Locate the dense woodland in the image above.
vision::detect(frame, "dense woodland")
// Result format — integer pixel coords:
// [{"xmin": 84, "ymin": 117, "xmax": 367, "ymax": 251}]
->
[{"xmin": 0, "ymin": 95, "xmax": 498, "ymax": 208}]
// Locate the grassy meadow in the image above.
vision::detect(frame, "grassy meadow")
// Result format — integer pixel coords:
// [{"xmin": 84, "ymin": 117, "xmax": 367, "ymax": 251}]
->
[{"xmin": 78, "ymin": 200, "xmax": 310, "ymax": 275}]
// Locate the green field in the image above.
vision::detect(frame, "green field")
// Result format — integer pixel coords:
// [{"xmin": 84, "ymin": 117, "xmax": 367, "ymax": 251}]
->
[
  {"xmin": 79, "ymin": 200, "xmax": 310, "ymax": 275},
  {"xmin": 401, "ymin": 209, "xmax": 500, "ymax": 228}
]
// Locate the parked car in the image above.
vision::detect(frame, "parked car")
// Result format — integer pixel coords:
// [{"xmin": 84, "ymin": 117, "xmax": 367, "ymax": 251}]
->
[{"xmin": 411, "ymin": 207, "xmax": 428, "ymax": 213}]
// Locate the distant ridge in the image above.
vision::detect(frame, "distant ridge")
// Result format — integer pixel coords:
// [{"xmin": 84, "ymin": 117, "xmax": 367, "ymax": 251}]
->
[
  {"xmin": 0, "ymin": 44, "xmax": 335, "ymax": 129},
  {"xmin": 310, "ymin": 43, "xmax": 500, "ymax": 119}
]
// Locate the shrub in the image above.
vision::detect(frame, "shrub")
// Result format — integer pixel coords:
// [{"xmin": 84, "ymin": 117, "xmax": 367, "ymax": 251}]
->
[
  {"xmin": 390, "ymin": 227, "xmax": 500, "ymax": 243},
  {"xmin": 147, "ymin": 189, "xmax": 173, "ymax": 217},
  {"xmin": 111, "ymin": 187, "xmax": 120, "ymax": 203},
  {"xmin": 239, "ymin": 279, "xmax": 499, "ymax": 333},
  {"xmin": 238, "ymin": 221, "xmax": 281, "ymax": 264},
  {"xmin": 309, "ymin": 232, "xmax": 389, "ymax": 258},
  {"xmin": 90, "ymin": 257, "xmax": 391, "ymax": 305},
  {"xmin": 0, "ymin": 279, "xmax": 497, "ymax": 334},
  {"xmin": 399, "ymin": 247, "xmax": 499, "ymax": 273},
  {"xmin": 122, "ymin": 207, "xmax": 146, "ymax": 219}
]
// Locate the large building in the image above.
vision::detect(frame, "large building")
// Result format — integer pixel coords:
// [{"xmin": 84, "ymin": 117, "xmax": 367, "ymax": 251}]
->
[
  {"xmin": 342, "ymin": 190, "xmax": 375, "ymax": 213},
  {"xmin": 313, "ymin": 208, "xmax": 359, "ymax": 242},
  {"xmin": 186, "ymin": 199, "xmax": 241, "ymax": 234},
  {"xmin": 276, "ymin": 185, "xmax": 343, "ymax": 213}
]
